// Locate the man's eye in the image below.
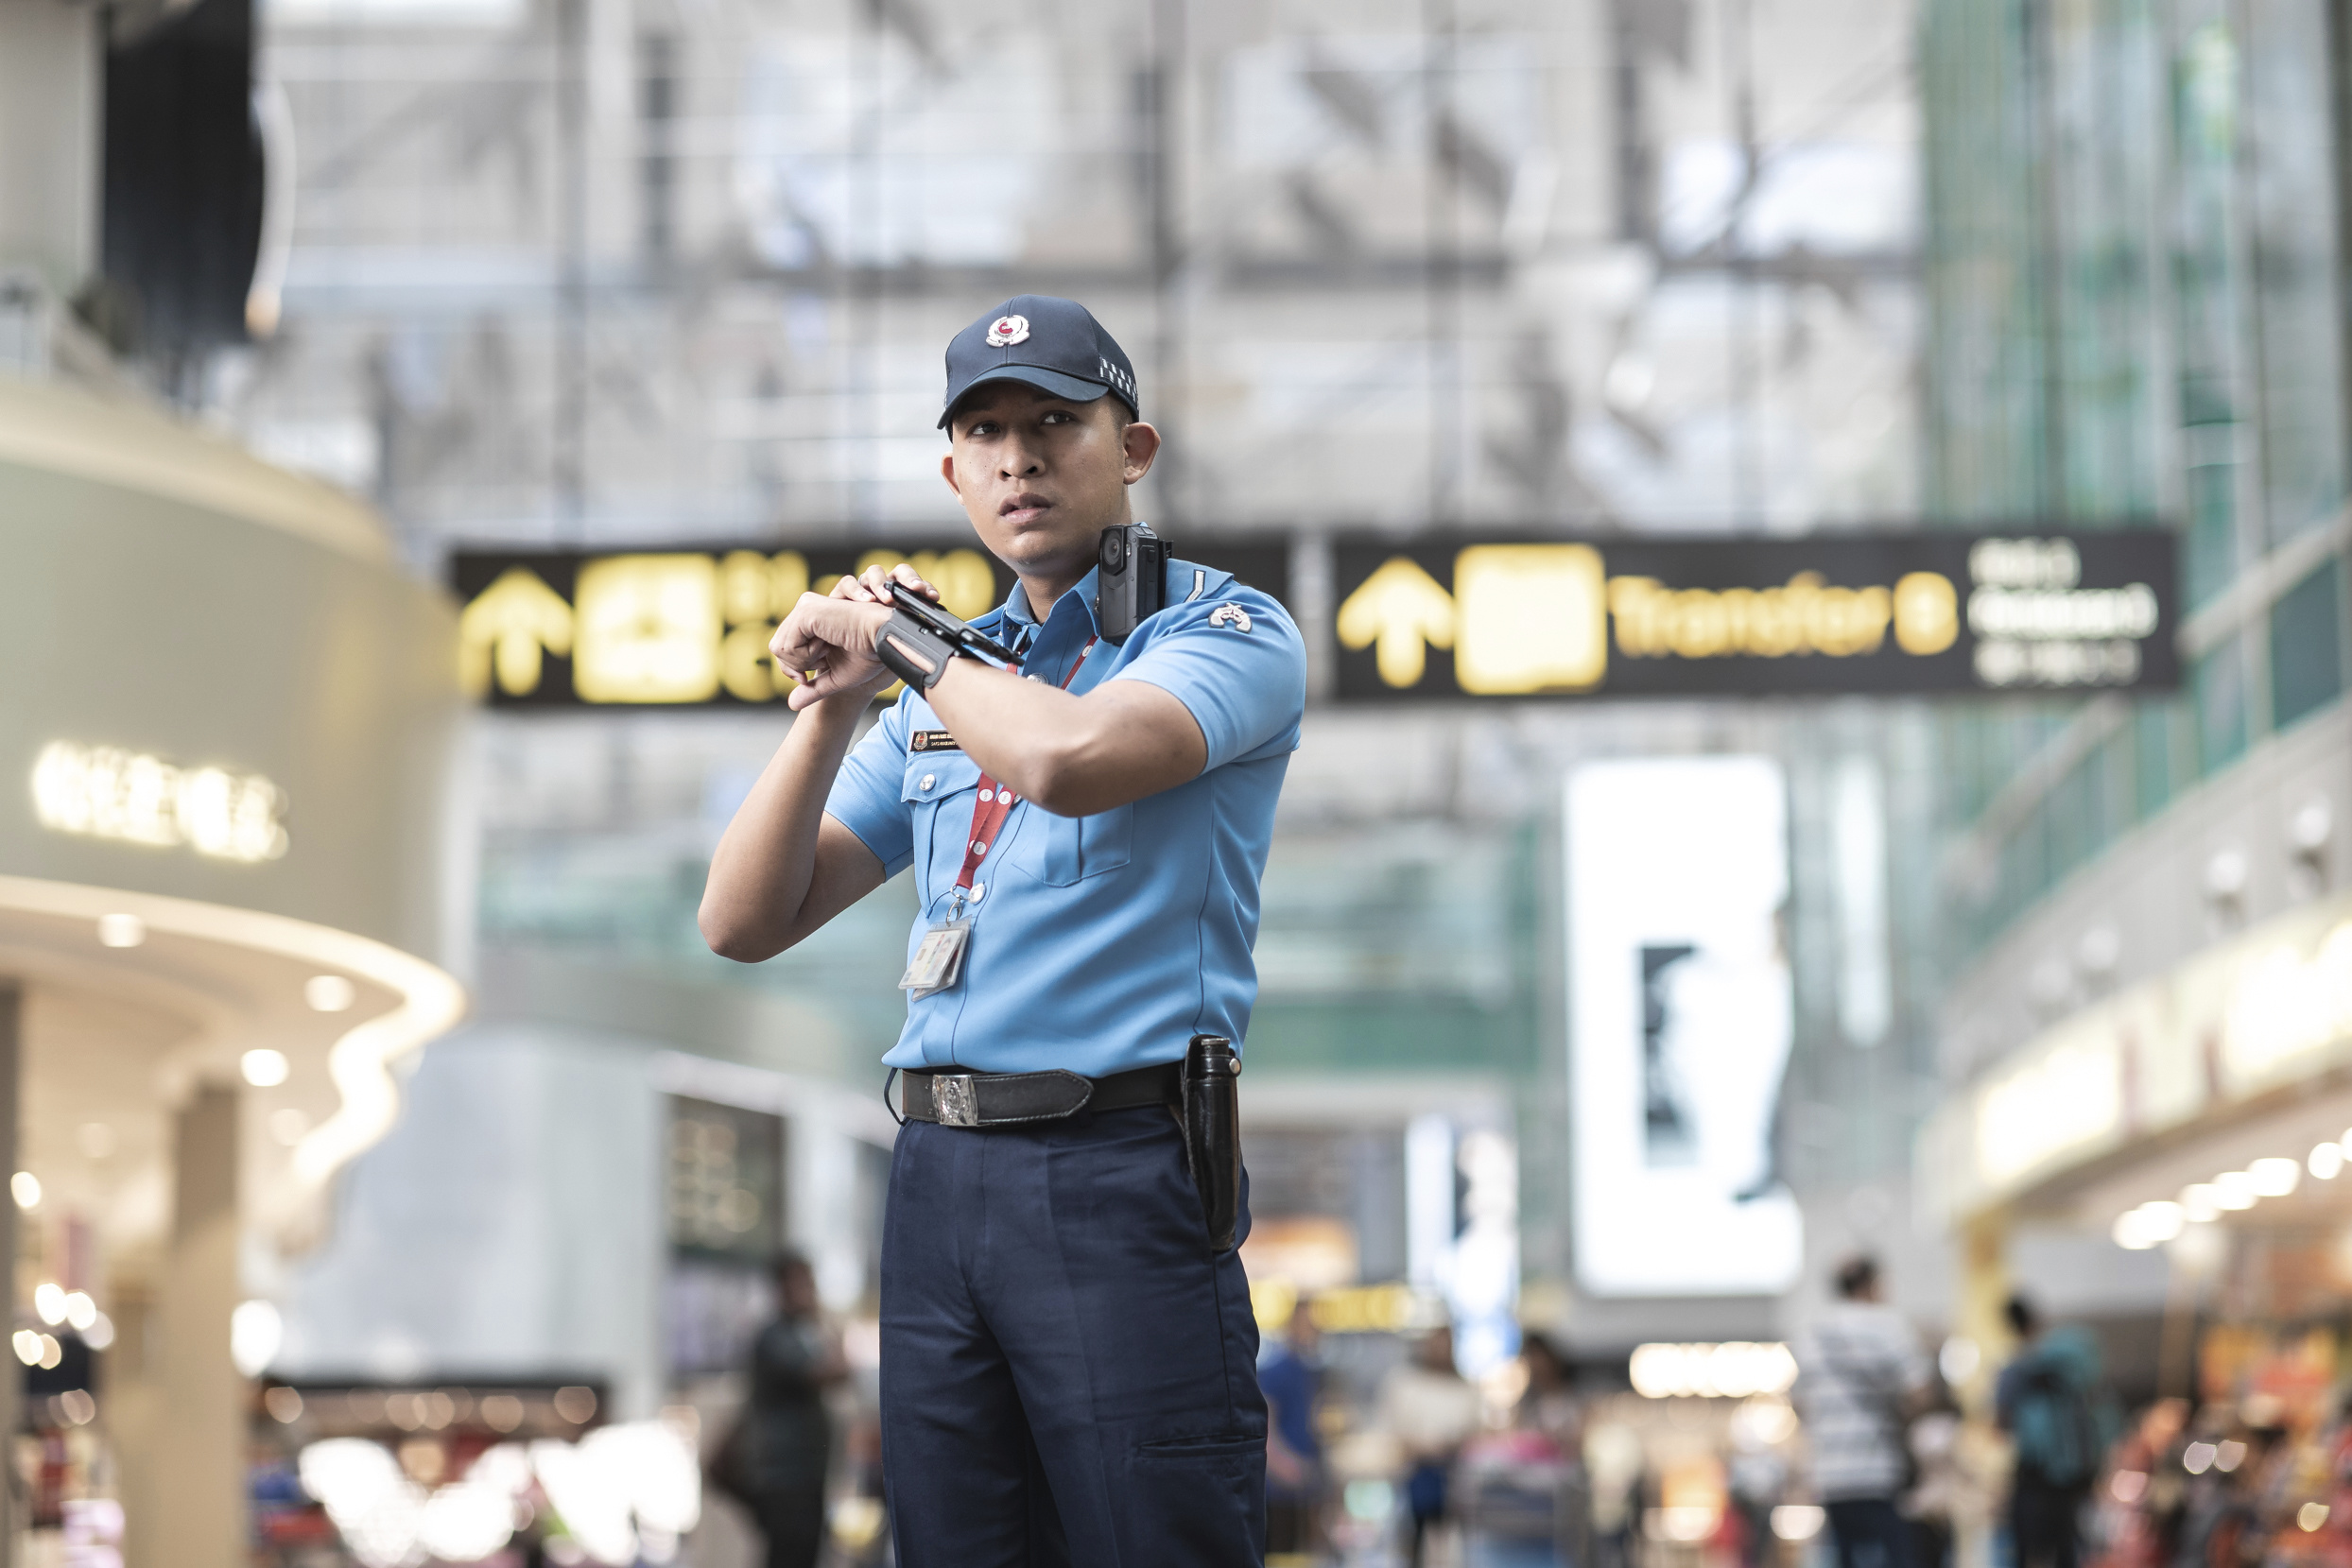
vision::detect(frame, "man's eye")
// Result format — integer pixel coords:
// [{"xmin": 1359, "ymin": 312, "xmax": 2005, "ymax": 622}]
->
[{"xmin": 1043, "ymin": 410, "xmax": 1073, "ymax": 424}]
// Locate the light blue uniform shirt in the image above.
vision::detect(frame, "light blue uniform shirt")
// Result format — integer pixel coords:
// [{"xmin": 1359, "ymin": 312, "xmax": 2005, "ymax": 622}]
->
[{"xmin": 823, "ymin": 560, "xmax": 1305, "ymax": 1077}]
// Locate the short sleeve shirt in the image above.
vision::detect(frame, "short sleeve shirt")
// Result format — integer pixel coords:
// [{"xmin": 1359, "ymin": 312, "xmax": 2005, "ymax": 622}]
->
[
  {"xmin": 821, "ymin": 560, "xmax": 1306, "ymax": 1076},
  {"xmin": 1790, "ymin": 1301, "xmax": 1933, "ymax": 1501}
]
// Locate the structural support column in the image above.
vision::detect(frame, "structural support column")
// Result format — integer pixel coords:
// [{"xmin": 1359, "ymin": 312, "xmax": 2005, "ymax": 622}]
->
[
  {"xmin": 1951, "ymin": 1209, "xmax": 2013, "ymax": 1568},
  {"xmin": 145, "ymin": 1084, "xmax": 240, "ymax": 1568},
  {"xmin": 0, "ymin": 0, "xmax": 100, "ymax": 289},
  {"xmin": 1954, "ymin": 1208, "xmax": 2012, "ymax": 1409},
  {"xmin": 0, "ymin": 982, "xmax": 19, "ymax": 1568}
]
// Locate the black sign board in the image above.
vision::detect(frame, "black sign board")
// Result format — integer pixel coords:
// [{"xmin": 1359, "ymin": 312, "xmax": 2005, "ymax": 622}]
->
[
  {"xmin": 451, "ymin": 540, "xmax": 1292, "ymax": 708},
  {"xmin": 1329, "ymin": 530, "xmax": 2178, "ymax": 701}
]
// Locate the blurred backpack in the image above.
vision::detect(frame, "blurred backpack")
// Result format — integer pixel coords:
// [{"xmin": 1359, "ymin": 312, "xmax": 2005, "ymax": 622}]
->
[{"xmin": 2009, "ymin": 1325, "xmax": 2112, "ymax": 1488}]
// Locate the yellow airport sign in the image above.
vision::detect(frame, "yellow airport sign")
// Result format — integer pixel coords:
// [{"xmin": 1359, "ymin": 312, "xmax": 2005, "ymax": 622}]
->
[{"xmin": 1330, "ymin": 530, "xmax": 2174, "ymax": 699}]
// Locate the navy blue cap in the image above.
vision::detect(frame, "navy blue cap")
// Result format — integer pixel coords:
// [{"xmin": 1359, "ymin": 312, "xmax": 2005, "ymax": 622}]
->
[{"xmin": 939, "ymin": 295, "xmax": 1139, "ymax": 430}]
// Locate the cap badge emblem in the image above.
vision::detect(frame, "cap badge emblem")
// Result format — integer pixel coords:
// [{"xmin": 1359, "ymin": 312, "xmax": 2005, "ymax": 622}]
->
[{"xmin": 986, "ymin": 314, "xmax": 1030, "ymax": 347}]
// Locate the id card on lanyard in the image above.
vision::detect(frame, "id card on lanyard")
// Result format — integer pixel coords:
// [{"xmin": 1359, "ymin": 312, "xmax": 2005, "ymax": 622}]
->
[{"xmin": 899, "ymin": 637, "xmax": 1097, "ymax": 999}]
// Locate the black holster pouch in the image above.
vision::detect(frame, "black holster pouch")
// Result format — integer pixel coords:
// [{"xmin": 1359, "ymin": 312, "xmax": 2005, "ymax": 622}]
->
[{"xmin": 1182, "ymin": 1034, "xmax": 1242, "ymax": 1252}]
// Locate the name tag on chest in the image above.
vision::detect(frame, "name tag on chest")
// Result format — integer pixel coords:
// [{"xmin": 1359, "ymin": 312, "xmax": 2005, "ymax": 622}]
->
[{"xmin": 909, "ymin": 731, "xmax": 961, "ymax": 753}]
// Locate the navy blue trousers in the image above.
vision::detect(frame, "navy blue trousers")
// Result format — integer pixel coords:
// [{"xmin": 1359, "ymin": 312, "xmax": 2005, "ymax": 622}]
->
[{"xmin": 879, "ymin": 1104, "xmax": 1267, "ymax": 1566}]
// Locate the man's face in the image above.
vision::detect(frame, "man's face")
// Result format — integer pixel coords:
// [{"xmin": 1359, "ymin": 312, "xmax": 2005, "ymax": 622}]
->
[{"xmin": 941, "ymin": 383, "xmax": 1158, "ymax": 584}]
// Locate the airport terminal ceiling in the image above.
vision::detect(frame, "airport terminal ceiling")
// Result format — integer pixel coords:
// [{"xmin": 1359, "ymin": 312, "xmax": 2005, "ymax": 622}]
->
[{"xmin": 221, "ymin": 0, "xmax": 1919, "ymax": 549}]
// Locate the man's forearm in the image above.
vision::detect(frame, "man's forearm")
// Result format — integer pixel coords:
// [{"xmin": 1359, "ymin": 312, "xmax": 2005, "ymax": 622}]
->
[
  {"xmin": 922, "ymin": 657, "xmax": 1204, "ymax": 817},
  {"xmin": 700, "ymin": 695, "xmax": 867, "ymax": 959}
]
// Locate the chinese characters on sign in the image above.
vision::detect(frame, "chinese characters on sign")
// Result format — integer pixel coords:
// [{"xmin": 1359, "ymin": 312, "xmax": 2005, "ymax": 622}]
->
[
  {"xmin": 30, "ymin": 741, "xmax": 290, "ymax": 862},
  {"xmin": 451, "ymin": 543, "xmax": 1292, "ymax": 708},
  {"xmin": 453, "ymin": 546, "xmax": 1008, "ymax": 707},
  {"xmin": 452, "ymin": 530, "xmax": 2175, "ymax": 707},
  {"xmin": 1330, "ymin": 530, "xmax": 2176, "ymax": 699}
]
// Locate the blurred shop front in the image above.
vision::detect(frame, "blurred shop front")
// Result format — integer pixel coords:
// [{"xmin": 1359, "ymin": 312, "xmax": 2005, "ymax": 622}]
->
[
  {"xmin": 1923, "ymin": 866, "xmax": 2352, "ymax": 1390},
  {"xmin": 1915, "ymin": 0, "xmax": 2352, "ymax": 1541},
  {"xmin": 0, "ymin": 369, "xmax": 467, "ymax": 1568}
]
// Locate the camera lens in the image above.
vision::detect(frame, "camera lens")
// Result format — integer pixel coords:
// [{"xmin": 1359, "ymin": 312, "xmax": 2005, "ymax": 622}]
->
[{"xmin": 1100, "ymin": 532, "xmax": 1126, "ymax": 570}]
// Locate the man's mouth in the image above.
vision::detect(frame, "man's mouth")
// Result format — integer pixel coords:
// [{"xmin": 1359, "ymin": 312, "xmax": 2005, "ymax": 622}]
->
[{"xmin": 998, "ymin": 493, "xmax": 1052, "ymax": 523}]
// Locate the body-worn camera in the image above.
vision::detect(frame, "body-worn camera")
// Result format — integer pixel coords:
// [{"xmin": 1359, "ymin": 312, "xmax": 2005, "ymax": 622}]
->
[{"xmin": 1095, "ymin": 523, "xmax": 1171, "ymax": 642}]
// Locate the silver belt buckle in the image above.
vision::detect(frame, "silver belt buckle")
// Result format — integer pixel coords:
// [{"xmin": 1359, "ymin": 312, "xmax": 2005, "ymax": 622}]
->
[{"xmin": 932, "ymin": 1074, "xmax": 979, "ymax": 1128}]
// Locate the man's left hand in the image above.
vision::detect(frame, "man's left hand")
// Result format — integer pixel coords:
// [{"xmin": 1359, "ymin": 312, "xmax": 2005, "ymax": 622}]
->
[{"xmin": 771, "ymin": 563, "xmax": 938, "ymax": 711}]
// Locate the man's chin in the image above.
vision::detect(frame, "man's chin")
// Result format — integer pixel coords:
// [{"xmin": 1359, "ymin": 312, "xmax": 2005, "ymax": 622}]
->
[{"xmin": 969, "ymin": 511, "xmax": 1102, "ymax": 575}]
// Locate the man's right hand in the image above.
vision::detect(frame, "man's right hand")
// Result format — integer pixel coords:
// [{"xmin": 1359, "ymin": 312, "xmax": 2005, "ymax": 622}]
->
[{"xmin": 771, "ymin": 562, "xmax": 942, "ymax": 711}]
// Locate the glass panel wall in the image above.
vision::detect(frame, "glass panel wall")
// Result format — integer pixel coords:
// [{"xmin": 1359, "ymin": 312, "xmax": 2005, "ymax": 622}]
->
[{"xmin": 1922, "ymin": 0, "xmax": 2352, "ymax": 974}]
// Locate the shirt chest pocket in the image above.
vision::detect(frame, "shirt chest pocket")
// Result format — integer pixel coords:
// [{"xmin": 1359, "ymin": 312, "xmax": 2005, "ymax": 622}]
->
[
  {"xmin": 1037, "ymin": 801, "xmax": 1133, "ymax": 886},
  {"xmin": 901, "ymin": 754, "xmax": 983, "ymax": 904}
]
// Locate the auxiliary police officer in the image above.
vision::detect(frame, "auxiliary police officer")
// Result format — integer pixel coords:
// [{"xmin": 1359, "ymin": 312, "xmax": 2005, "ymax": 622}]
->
[{"xmin": 700, "ymin": 295, "xmax": 1306, "ymax": 1565}]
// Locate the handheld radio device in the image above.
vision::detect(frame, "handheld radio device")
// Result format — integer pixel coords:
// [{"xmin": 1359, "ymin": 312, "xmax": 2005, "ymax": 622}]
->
[{"xmin": 876, "ymin": 583, "xmax": 1021, "ymax": 665}]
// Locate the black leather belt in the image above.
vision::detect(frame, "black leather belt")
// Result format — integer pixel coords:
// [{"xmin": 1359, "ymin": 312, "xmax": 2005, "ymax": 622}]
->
[{"xmin": 895, "ymin": 1063, "xmax": 1180, "ymax": 1128}]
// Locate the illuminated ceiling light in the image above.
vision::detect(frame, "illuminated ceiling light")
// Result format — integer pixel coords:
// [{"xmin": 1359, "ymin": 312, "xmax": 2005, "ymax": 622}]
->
[
  {"xmin": 2291, "ymin": 800, "xmax": 2333, "ymax": 856},
  {"xmin": 95, "ymin": 914, "xmax": 145, "ymax": 949},
  {"xmin": 1772, "ymin": 1506, "xmax": 1826, "ymax": 1542},
  {"xmin": 2112, "ymin": 1212, "xmax": 2154, "ymax": 1249},
  {"xmin": 299, "ymin": 1439, "xmax": 425, "ymax": 1568},
  {"xmin": 2205, "ymin": 849, "xmax": 2249, "ymax": 903},
  {"xmin": 419, "ymin": 1483, "xmax": 516, "ymax": 1563},
  {"xmin": 2250, "ymin": 1158, "xmax": 2301, "ymax": 1198},
  {"xmin": 2181, "ymin": 1183, "xmax": 2222, "ymax": 1222},
  {"xmin": 231, "ymin": 1300, "xmax": 282, "ymax": 1379},
  {"xmin": 2075, "ymin": 924, "xmax": 2121, "ymax": 980},
  {"xmin": 2212, "ymin": 1171, "xmax": 2258, "ymax": 1209},
  {"xmin": 2311, "ymin": 1143, "xmax": 2343, "ymax": 1180},
  {"xmin": 241, "ymin": 1049, "xmax": 291, "ymax": 1089},
  {"xmin": 83, "ymin": 1314, "xmax": 114, "ymax": 1352},
  {"xmin": 9, "ymin": 1173, "xmax": 39, "ymax": 1211},
  {"xmin": 304, "ymin": 974, "xmax": 357, "ymax": 1013},
  {"xmin": 2136, "ymin": 1201, "xmax": 2185, "ymax": 1242},
  {"xmin": 32, "ymin": 1284, "xmax": 64, "ymax": 1326},
  {"xmin": 61, "ymin": 1292, "xmax": 95, "ymax": 1333},
  {"xmin": 0, "ymin": 873, "xmax": 469, "ymax": 1198}
]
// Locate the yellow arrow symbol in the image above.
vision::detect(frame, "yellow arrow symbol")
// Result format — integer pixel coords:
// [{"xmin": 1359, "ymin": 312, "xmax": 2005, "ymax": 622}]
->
[
  {"xmin": 1337, "ymin": 557, "xmax": 1457, "ymax": 688},
  {"xmin": 458, "ymin": 567, "xmax": 575, "ymax": 698}
]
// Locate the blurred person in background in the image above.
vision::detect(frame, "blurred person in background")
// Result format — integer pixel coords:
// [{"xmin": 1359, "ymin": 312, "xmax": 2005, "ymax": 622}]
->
[
  {"xmin": 1995, "ymin": 1295, "xmax": 2110, "ymax": 1568},
  {"xmin": 1900, "ymin": 1381, "xmax": 1967, "ymax": 1568},
  {"xmin": 1516, "ymin": 1334, "xmax": 1582, "ymax": 1452},
  {"xmin": 1793, "ymin": 1254, "xmax": 1934, "ymax": 1568},
  {"xmin": 1260, "ymin": 1299, "xmax": 1327, "ymax": 1560},
  {"xmin": 711, "ymin": 1251, "xmax": 848, "ymax": 1568},
  {"xmin": 1381, "ymin": 1323, "xmax": 1484, "ymax": 1567},
  {"xmin": 1456, "ymin": 1333, "xmax": 1584, "ymax": 1568},
  {"xmin": 1582, "ymin": 1419, "xmax": 1648, "ymax": 1568},
  {"xmin": 1728, "ymin": 1409, "xmax": 1791, "ymax": 1568}
]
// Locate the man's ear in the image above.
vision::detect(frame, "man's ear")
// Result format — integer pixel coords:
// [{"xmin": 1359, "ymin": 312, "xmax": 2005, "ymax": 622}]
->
[
  {"xmin": 1121, "ymin": 421, "xmax": 1162, "ymax": 486},
  {"xmin": 940, "ymin": 448, "xmax": 961, "ymax": 498}
]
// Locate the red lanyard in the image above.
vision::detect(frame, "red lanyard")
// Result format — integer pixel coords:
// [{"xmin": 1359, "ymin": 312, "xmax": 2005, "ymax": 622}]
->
[{"xmin": 953, "ymin": 637, "xmax": 1096, "ymax": 896}]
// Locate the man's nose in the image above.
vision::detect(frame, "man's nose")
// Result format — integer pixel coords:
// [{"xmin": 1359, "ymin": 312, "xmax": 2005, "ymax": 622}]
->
[{"xmin": 997, "ymin": 436, "xmax": 1044, "ymax": 477}]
